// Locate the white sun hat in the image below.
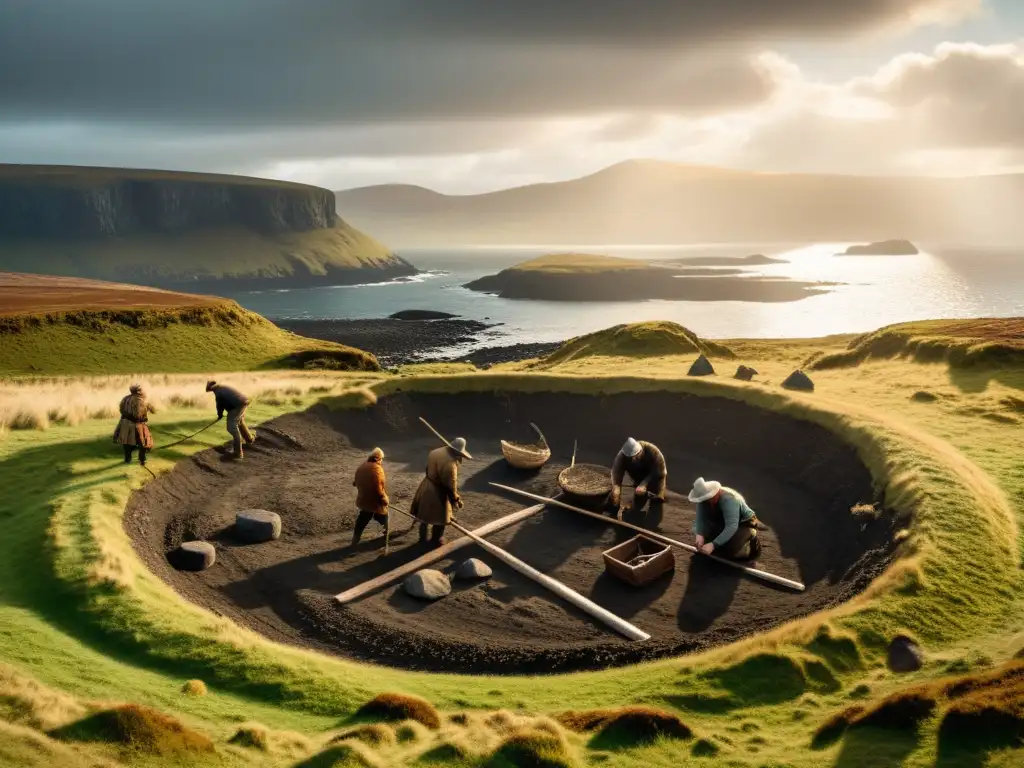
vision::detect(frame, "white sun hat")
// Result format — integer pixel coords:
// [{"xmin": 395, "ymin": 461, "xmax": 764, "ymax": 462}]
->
[
  {"xmin": 447, "ymin": 436, "xmax": 473, "ymax": 460},
  {"xmin": 621, "ymin": 438, "xmax": 642, "ymax": 457},
  {"xmin": 688, "ymin": 477, "xmax": 722, "ymax": 503}
]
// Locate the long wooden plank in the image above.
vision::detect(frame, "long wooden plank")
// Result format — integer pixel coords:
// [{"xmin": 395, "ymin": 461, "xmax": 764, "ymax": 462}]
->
[
  {"xmin": 448, "ymin": 520, "xmax": 650, "ymax": 642},
  {"xmin": 489, "ymin": 483, "xmax": 806, "ymax": 592},
  {"xmin": 334, "ymin": 503, "xmax": 546, "ymax": 604}
]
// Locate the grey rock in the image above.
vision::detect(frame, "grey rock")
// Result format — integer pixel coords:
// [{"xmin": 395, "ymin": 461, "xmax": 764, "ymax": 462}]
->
[
  {"xmin": 403, "ymin": 569, "xmax": 451, "ymax": 600},
  {"xmin": 887, "ymin": 635, "xmax": 924, "ymax": 673},
  {"xmin": 455, "ymin": 558, "xmax": 493, "ymax": 580},
  {"xmin": 782, "ymin": 369, "xmax": 815, "ymax": 391},
  {"xmin": 734, "ymin": 364, "xmax": 758, "ymax": 381},
  {"xmin": 235, "ymin": 509, "xmax": 282, "ymax": 543},
  {"xmin": 688, "ymin": 354, "xmax": 715, "ymax": 376},
  {"xmin": 169, "ymin": 540, "xmax": 216, "ymax": 571}
]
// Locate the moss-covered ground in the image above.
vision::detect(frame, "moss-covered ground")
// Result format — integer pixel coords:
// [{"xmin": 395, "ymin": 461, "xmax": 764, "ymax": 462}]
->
[{"xmin": 0, "ymin": 320, "xmax": 1021, "ymax": 766}]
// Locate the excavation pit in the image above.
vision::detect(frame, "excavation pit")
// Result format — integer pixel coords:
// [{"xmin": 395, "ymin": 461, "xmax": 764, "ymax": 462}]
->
[{"xmin": 126, "ymin": 390, "xmax": 897, "ymax": 675}]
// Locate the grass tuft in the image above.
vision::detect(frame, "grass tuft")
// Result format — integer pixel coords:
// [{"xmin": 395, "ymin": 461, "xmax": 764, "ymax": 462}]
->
[
  {"xmin": 354, "ymin": 693, "xmax": 441, "ymax": 730},
  {"xmin": 332, "ymin": 723, "xmax": 396, "ymax": 748},
  {"xmin": 295, "ymin": 741, "xmax": 382, "ymax": 767},
  {"xmin": 417, "ymin": 740, "xmax": 471, "ymax": 763},
  {"xmin": 228, "ymin": 723, "xmax": 270, "ymax": 750},
  {"xmin": 557, "ymin": 706, "xmax": 691, "ymax": 748},
  {"xmin": 811, "ymin": 688, "xmax": 936, "ymax": 749},
  {"xmin": 180, "ymin": 679, "xmax": 207, "ymax": 697},
  {"xmin": 486, "ymin": 727, "xmax": 576, "ymax": 768},
  {"xmin": 48, "ymin": 703, "xmax": 214, "ymax": 755},
  {"xmin": 691, "ymin": 737, "xmax": 720, "ymax": 757}
]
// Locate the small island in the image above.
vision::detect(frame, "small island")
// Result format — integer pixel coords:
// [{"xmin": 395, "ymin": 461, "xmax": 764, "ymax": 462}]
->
[
  {"xmin": 841, "ymin": 239, "xmax": 919, "ymax": 256},
  {"xmin": 464, "ymin": 253, "xmax": 835, "ymax": 303},
  {"xmin": 660, "ymin": 253, "xmax": 788, "ymax": 267}
]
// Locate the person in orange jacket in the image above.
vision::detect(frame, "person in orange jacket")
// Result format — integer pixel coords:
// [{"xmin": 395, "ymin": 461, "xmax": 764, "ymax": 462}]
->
[{"xmin": 352, "ymin": 447, "xmax": 389, "ymax": 544}]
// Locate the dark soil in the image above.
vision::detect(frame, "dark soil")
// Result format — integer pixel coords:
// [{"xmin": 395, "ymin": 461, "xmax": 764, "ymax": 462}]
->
[{"xmin": 125, "ymin": 391, "xmax": 897, "ymax": 675}]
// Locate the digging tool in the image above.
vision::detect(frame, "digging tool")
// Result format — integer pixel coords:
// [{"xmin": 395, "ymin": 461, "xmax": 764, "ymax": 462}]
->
[
  {"xmin": 489, "ymin": 483, "xmax": 805, "ymax": 592},
  {"xmin": 335, "ymin": 503, "xmax": 547, "ymax": 604},
  {"xmin": 447, "ymin": 518, "xmax": 650, "ymax": 642},
  {"xmin": 384, "ymin": 506, "xmax": 392, "ymax": 556},
  {"xmin": 152, "ymin": 419, "xmax": 219, "ymax": 451}
]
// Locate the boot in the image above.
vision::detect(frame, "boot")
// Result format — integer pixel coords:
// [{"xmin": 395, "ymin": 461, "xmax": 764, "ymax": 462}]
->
[{"xmin": 231, "ymin": 435, "xmax": 243, "ymax": 460}]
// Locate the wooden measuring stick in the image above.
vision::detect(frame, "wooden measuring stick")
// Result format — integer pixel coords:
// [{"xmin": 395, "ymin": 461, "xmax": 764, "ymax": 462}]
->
[
  {"xmin": 334, "ymin": 503, "xmax": 546, "ymax": 604},
  {"xmin": 447, "ymin": 519, "xmax": 650, "ymax": 642},
  {"xmin": 489, "ymin": 483, "xmax": 805, "ymax": 592}
]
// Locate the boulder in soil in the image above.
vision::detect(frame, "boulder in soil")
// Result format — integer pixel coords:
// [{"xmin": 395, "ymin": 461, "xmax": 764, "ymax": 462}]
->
[
  {"xmin": 168, "ymin": 541, "xmax": 216, "ymax": 571},
  {"xmin": 734, "ymin": 365, "xmax": 758, "ymax": 381},
  {"xmin": 234, "ymin": 510, "xmax": 282, "ymax": 543},
  {"xmin": 782, "ymin": 369, "xmax": 815, "ymax": 391},
  {"xmin": 688, "ymin": 354, "xmax": 714, "ymax": 376},
  {"xmin": 887, "ymin": 635, "xmax": 924, "ymax": 673},
  {"xmin": 403, "ymin": 569, "xmax": 451, "ymax": 600},
  {"xmin": 455, "ymin": 558, "xmax": 492, "ymax": 580}
]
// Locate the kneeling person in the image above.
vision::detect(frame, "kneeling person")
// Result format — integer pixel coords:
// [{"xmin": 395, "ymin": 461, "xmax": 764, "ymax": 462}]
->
[
  {"xmin": 352, "ymin": 447, "xmax": 389, "ymax": 545},
  {"xmin": 688, "ymin": 477, "xmax": 761, "ymax": 561},
  {"xmin": 609, "ymin": 438, "xmax": 667, "ymax": 513}
]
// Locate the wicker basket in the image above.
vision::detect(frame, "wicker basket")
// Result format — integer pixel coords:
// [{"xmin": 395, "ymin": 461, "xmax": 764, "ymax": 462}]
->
[
  {"xmin": 602, "ymin": 535, "xmax": 675, "ymax": 587},
  {"xmin": 501, "ymin": 423, "xmax": 552, "ymax": 469},
  {"xmin": 557, "ymin": 462, "xmax": 612, "ymax": 502}
]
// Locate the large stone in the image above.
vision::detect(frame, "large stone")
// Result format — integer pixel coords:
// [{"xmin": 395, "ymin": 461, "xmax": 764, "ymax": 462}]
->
[
  {"xmin": 455, "ymin": 558, "xmax": 493, "ymax": 580},
  {"xmin": 168, "ymin": 540, "xmax": 216, "ymax": 571},
  {"xmin": 887, "ymin": 635, "xmax": 924, "ymax": 673},
  {"xmin": 687, "ymin": 354, "xmax": 715, "ymax": 376},
  {"xmin": 234, "ymin": 509, "xmax": 282, "ymax": 543},
  {"xmin": 403, "ymin": 569, "xmax": 451, "ymax": 601},
  {"xmin": 782, "ymin": 369, "xmax": 815, "ymax": 391},
  {"xmin": 734, "ymin": 364, "xmax": 758, "ymax": 381}
]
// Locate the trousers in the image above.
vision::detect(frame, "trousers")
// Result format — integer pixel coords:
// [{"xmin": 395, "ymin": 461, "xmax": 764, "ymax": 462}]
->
[
  {"xmin": 419, "ymin": 522, "xmax": 445, "ymax": 544},
  {"xmin": 123, "ymin": 445, "xmax": 148, "ymax": 465},
  {"xmin": 352, "ymin": 509, "xmax": 388, "ymax": 544}
]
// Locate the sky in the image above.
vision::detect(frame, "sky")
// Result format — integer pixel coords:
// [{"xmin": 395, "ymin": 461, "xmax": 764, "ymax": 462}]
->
[{"xmin": 1, "ymin": 0, "xmax": 1023, "ymax": 194}]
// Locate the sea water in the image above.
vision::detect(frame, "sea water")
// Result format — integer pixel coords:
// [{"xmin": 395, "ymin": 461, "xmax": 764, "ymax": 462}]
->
[{"xmin": 223, "ymin": 243, "xmax": 1024, "ymax": 354}]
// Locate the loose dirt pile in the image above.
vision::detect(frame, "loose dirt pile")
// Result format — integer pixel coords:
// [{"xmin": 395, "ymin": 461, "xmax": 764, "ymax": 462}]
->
[{"xmin": 125, "ymin": 391, "xmax": 897, "ymax": 675}]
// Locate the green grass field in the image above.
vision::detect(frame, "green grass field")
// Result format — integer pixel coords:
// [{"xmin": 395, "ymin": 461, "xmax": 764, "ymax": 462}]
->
[{"xmin": 0, "ymin": 318, "xmax": 1021, "ymax": 767}]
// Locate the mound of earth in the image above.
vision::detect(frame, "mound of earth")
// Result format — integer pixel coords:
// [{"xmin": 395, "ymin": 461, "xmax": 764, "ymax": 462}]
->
[
  {"xmin": 810, "ymin": 318, "xmax": 1024, "ymax": 370},
  {"xmin": 125, "ymin": 390, "xmax": 897, "ymax": 675},
  {"xmin": 537, "ymin": 322, "xmax": 734, "ymax": 367},
  {"xmin": 841, "ymin": 239, "xmax": 918, "ymax": 256}
]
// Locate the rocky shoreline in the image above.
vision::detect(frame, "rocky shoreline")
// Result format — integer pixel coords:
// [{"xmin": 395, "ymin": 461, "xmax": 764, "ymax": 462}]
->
[{"xmin": 276, "ymin": 315, "xmax": 560, "ymax": 367}]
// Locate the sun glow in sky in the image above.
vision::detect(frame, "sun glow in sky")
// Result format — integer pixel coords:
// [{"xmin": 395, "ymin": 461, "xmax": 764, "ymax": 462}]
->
[{"xmin": 1, "ymin": 1, "xmax": 1023, "ymax": 193}]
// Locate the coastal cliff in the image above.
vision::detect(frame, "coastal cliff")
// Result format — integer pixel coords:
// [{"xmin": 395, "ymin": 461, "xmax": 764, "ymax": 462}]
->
[{"xmin": 0, "ymin": 165, "xmax": 415, "ymax": 290}]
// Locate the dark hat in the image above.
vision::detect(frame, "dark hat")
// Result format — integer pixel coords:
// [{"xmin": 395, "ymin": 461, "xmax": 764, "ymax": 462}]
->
[{"xmin": 205, "ymin": 380, "xmax": 217, "ymax": 392}]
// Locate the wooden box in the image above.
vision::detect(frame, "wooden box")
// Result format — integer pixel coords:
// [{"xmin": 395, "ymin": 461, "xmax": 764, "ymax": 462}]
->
[{"xmin": 602, "ymin": 535, "xmax": 675, "ymax": 587}]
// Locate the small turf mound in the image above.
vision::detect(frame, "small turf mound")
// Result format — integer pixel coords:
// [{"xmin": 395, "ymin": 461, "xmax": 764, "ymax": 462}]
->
[
  {"xmin": 811, "ymin": 688, "xmax": 936, "ymax": 749},
  {"xmin": 229, "ymin": 724, "xmax": 269, "ymax": 750},
  {"xmin": 910, "ymin": 390, "xmax": 938, "ymax": 402},
  {"xmin": 538, "ymin": 322, "xmax": 733, "ymax": 366},
  {"xmin": 354, "ymin": 693, "xmax": 441, "ymax": 730},
  {"xmin": 332, "ymin": 724, "xmax": 396, "ymax": 747},
  {"xmin": 691, "ymin": 737, "xmax": 719, "ymax": 757},
  {"xmin": 486, "ymin": 728, "xmax": 575, "ymax": 768},
  {"xmin": 48, "ymin": 703, "xmax": 214, "ymax": 755},
  {"xmin": 295, "ymin": 742, "xmax": 381, "ymax": 768},
  {"xmin": 417, "ymin": 740, "xmax": 471, "ymax": 763},
  {"xmin": 180, "ymin": 679, "xmax": 207, "ymax": 696},
  {"xmin": 809, "ymin": 318, "xmax": 1024, "ymax": 370},
  {"xmin": 557, "ymin": 706, "xmax": 691, "ymax": 749}
]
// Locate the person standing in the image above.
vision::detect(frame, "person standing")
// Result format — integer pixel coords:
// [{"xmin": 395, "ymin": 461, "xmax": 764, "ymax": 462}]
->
[
  {"xmin": 688, "ymin": 477, "xmax": 762, "ymax": 561},
  {"xmin": 113, "ymin": 383, "xmax": 154, "ymax": 466},
  {"xmin": 352, "ymin": 447, "xmax": 390, "ymax": 545},
  {"xmin": 206, "ymin": 380, "xmax": 255, "ymax": 460},
  {"xmin": 409, "ymin": 436, "xmax": 471, "ymax": 548}
]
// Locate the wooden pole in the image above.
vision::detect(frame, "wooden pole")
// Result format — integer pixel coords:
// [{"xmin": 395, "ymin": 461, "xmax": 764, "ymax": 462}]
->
[
  {"xmin": 335, "ymin": 503, "xmax": 547, "ymax": 604},
  {"xmin": 489, "ymin": 483, "xmax": 805, "ymax": 592},
  {"xmin": 447, "ymin": 519, "xmax": 650, "ymax": 642}
]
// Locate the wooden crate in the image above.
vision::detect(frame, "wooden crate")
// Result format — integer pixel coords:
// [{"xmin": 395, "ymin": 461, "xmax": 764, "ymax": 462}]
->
[{"xmin": 602, "ymin": 535, "xmax": 675, "ymax": 587}]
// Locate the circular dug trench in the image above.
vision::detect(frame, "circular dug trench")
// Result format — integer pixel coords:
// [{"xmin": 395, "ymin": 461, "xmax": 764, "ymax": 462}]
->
[{"xmin": 125, "ymin": 390, "xmax": 899, "ymax": 675}]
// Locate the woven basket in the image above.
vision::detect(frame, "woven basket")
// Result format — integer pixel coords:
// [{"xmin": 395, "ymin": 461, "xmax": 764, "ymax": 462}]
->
[
  {"xmin": 501, "ymin": 423, "xmax": 551, "ymax": 469},
  {"xmin": 557, "ymin": 463, "xmax": 612, "ymax": 499}
]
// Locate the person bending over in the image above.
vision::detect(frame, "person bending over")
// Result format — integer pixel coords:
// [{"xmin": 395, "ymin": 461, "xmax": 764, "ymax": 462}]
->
[
  {"xmin": 608, "ymin": 437, "xmax": 667, "ymax": 514},
  {"xmin": 688, "ymin": 477, "xmax": 762, "ymax": 561}
]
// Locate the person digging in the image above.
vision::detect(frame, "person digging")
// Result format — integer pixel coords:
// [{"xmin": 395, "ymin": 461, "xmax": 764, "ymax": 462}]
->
[
  {"xmin": 113, "ymin": 383, "xmax": 155, "ymax": 466},
  {"xmin": 351, "ymin": 447, "xmax": 390, "ymax": 545},
  {"xmin": 409, "ymin": 436, "xmax": 471, "ymax": 548},
  {"xmin": 689, "ymin": 477, "xmax": 763, "ymax": 561},
  {"xmin": 206, "ymin": 380, "xmax": 256, "ymax": 460},
  {"xmin": 607, "ymin": 437, "xmax": 668, "ymax": 516}
]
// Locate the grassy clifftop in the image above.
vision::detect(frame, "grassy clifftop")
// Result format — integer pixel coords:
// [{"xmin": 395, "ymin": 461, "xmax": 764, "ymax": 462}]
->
[{"xmin": 536, "ymin": 321, "xmax": 735, "ymax": 366}]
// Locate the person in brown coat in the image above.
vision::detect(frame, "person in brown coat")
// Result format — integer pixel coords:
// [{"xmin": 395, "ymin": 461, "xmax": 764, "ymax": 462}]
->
[
  {"xmin": 113, "ymin": 383, "xmax": 155, "ymax": 466},
  {"xmin": 352, "ymin": 447, "xmax": 389, "ymax": 545},
  {"xmin": 608, "ymin": 437, "xmax": 668, "ymax": 514},
  {"xmin": 409, "ymin": 437, "xmax": 471, "ymax": 548},
  {"xmin": 206, "ymin": 380, "xmax": 255, "ymax": 459}
]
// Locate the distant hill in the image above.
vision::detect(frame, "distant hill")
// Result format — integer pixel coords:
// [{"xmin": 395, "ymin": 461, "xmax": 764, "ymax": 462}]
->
[
  {"xmin": 0, "ymin": 164, "xmax": 414, "ymax": 291},
  {"xmin": 335, "ymin": 159, "xmax": 1024, "ymax": 246}
]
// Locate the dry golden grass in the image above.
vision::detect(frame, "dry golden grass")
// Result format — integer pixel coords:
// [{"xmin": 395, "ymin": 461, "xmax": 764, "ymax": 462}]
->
[
  {"xmin": 0, "ymin": 371, "xmax": 374, "ymax": 434},
  {"xmin": 354, "ymin": 692, "xmax": 441, "ymax": 730},
  {"xmin": 180, "ymin": 679, "xmax": 207, "ymax": 697},
  {"xmin": 0, "ymin": 663, "xmax": 87, "ymax": 731},
  {"xmin": 49, "ymin": 703, "xmax": 214, "ymax": 755}
]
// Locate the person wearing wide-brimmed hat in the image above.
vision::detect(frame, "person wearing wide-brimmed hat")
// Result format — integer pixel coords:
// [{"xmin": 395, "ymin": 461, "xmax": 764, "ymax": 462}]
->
[
  {"xmin": 113, "ymin": 383, "xmax": 155, "ymax": 466},
  {"xmin": 206, "ymin": 380, "xmax": 255, "ymax": 460},
  {"xmin": 689, "ymin": 477, "xmax": 762, "ymax": 561},
  {"xmin": 410, "ymin": 436, "xmax": 471, "ymax": 548},
  {"xmin": 607, "ymin": 437, "xmax": 667, "ymax": 514},
  {"xmin": 352, "ymin": 447, "xmax": 390, "ymax": 545}
]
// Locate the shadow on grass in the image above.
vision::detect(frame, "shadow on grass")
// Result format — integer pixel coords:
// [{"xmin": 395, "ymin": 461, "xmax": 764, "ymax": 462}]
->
[{"xmin": 832, "ymin": 727, "xmax": 920, "ymax": 768}]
